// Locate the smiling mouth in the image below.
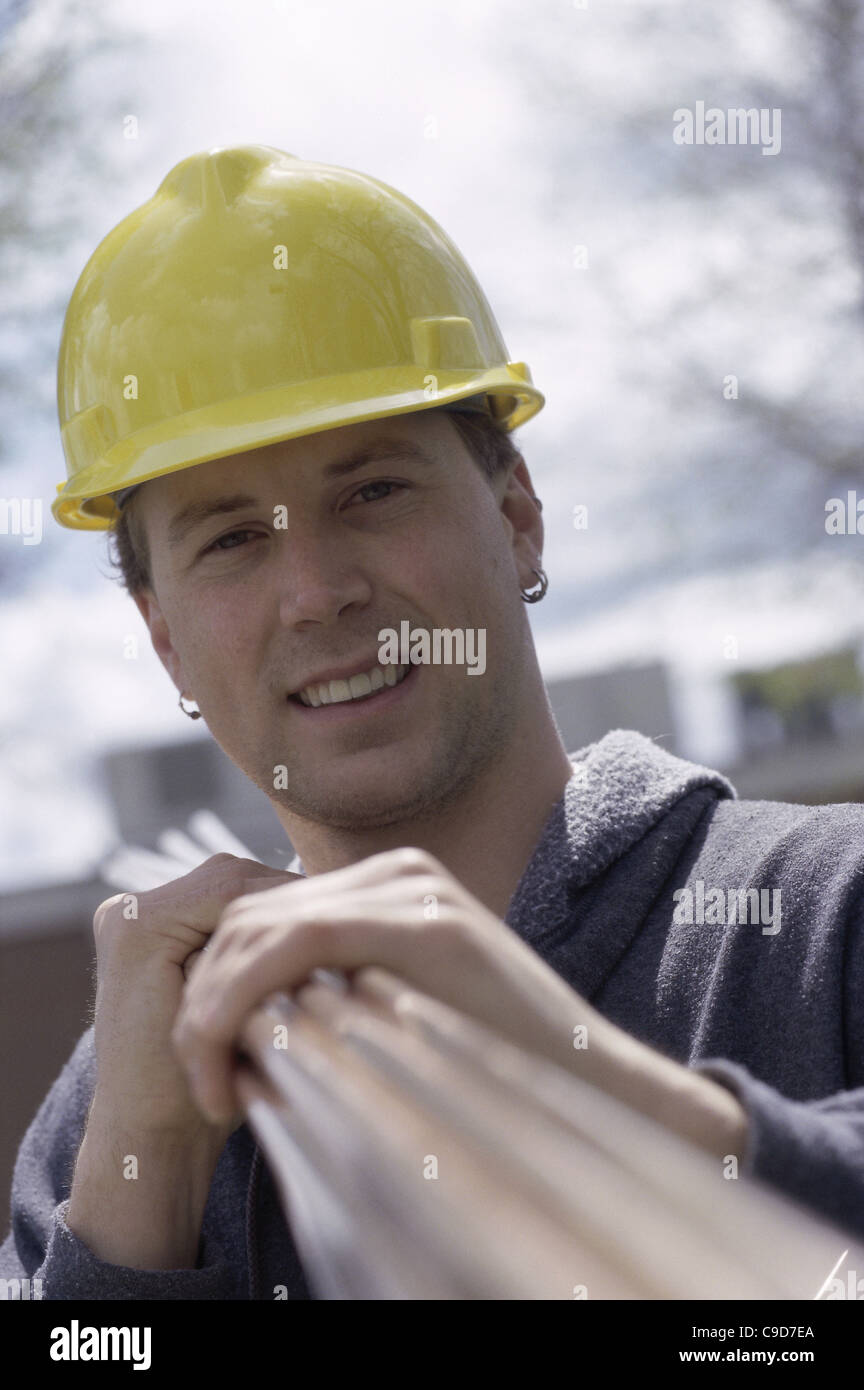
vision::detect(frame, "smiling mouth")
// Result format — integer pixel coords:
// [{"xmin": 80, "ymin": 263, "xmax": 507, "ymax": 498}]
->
[{"xmin": 289, "ymin": 661, "xmax": 414, "ymax": 708}]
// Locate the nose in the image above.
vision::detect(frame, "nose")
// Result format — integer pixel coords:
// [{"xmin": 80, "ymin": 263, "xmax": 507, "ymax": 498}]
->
[{"xmin": 276, "ymin": 530, "xmax": 373, "ymax": 628}]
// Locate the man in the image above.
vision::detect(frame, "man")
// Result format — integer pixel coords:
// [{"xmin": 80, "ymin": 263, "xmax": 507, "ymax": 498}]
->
[{"xmin": 3, "ymin": 145, "xmax": 863, "ymax": 1299}]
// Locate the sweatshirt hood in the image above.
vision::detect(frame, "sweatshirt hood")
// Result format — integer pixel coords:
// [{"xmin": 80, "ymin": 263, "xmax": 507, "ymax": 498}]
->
[{"xmin": 505, "ymin": 728, "xmax": 737, "ymax": 943}]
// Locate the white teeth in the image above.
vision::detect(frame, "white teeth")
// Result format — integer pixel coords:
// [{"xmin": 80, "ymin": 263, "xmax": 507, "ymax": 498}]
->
[{"xmin": 297, "ymin": 663, "xmax": 410, "ymax": 707}]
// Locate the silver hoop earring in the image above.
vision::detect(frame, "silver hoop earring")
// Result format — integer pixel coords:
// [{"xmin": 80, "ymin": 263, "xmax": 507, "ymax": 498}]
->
[
  {"xmin": 179, "ymin": 693, "xmax": 202, "ymax": 720},
  {"xmin": 520, "ymin": 565, "xmax": 548, "ymax": 603}
]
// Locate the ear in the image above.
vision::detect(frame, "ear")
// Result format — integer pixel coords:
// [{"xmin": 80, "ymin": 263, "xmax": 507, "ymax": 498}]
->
[
  {"xmin": 496, "ymin": 456, "xmax": 544, "ymax": 587},
  {"xmin": 131, "ymin": 588, "xmax": 190, "ymax": 695}
]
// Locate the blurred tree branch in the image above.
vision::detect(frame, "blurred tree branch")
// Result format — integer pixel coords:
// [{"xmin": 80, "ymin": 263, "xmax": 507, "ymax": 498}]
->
[
  {"xmin": 500, "ymin": 0, "xmax": 864, "ymax": 611},
  {"xmin": 0, "ymin": 0, "xmax": 156, "ymax": 452}
]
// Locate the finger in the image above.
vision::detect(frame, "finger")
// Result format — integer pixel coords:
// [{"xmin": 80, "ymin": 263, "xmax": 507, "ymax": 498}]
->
[
  {"xmin": 197, "ymin": 875, "xmax": 304, "ymax": 969},
  {"xmin": 174, "ymin": 904, "xmax": 431, "ymax": 1120},
  {"xmin": 232, "ymin": 847, "xmax": 436, "ymax": 911},
  {"xmin": 203, "ymin": 872, "xmax": 457, "ymax": 1010},
  {"xmin": 138, "ymin": 858, "xmax": 298, "ymax": 956}
]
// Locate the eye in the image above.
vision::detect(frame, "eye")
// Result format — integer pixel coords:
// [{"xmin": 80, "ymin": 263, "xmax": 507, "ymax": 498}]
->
[
  {"xmin": 201, "ymin": 527, "xmax": 264, "ymax": 556},
  {"xmin": 347, "ymin": 480, "xmax": 404, "ymax": 506}
]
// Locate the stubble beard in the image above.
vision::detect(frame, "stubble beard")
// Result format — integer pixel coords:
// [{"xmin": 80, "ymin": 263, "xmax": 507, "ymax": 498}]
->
[{"xmin": 254, "ymin": 667, "xmax": 523, "ymax": 832}]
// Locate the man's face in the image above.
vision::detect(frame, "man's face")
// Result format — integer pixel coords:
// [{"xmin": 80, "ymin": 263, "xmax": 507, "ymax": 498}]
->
[{"xmin": 133, "ymin": 410, "xmax": 541, "ymax": 830}]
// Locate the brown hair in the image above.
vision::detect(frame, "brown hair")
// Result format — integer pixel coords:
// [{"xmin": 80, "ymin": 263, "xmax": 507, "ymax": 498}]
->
[{"xmin": 106, "ymin": 408, "xmax": 525, "ymax": 597}]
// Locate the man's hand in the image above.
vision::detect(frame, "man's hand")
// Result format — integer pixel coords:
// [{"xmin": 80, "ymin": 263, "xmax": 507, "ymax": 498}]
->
[
  {"xmin": 89, "ymin": 853, "xmax": 300, "ymax": 1138},
  {"xmin": 66, "ymin": 854, "xmax": 301, "ymax": 1270},
  {"xmin": 172, "ymin": 846, "xmax": 594, "ymax": 1123},
  {"xmin": 172, "ymin": 846, "xmax": 749, "ymax": 1164}
]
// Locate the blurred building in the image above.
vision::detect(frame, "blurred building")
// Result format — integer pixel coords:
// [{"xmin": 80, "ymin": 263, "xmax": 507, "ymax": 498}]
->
[{"xmin": 723, "ymin": 644, "xmax": 864, "ymax": 803}]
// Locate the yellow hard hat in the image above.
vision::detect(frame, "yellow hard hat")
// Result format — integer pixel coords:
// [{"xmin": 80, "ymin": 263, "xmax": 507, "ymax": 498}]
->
[{"xmin": 52, "ymin": 144, "xmax": 544, "ymax": 530}]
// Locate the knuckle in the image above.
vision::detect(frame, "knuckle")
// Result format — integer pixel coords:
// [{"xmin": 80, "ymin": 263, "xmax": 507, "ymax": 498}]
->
[
  {"xmin": 389, "ymin": 846, "xmax": 439, "ymax": 875},
  {"xmin": 199, "ymin": 853, "xmax": 261, "ymax": 877},
  {"xmin": 213, "ymin": 854, "xmax": 259, "ymax": 876},
  {"xmin": 197, "ymin": 852, "xmax": 239, "ymax": 874},
  {"xmin": 233, "ymin": 857, "xmax": 274, "ymax": 875},
  {"xmin": 92, "ymin": 893, "xmax": 141, "ymax": 948},
  {"xmin": 400, "ymin": 875, "xmax": 449, "ymax": 923},
  {"xmin": 93, "ymin": 893, "xmax": 124, "ymax": 927},
  {"xmin": 415, "ymin": 873, "xmax": 446, "ymax": 901}
]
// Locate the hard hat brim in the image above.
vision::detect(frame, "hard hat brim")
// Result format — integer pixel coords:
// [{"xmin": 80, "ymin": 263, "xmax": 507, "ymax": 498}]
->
[{"xmin": 52, "ymin": 368, "xmax": 544, "ymax": 530}]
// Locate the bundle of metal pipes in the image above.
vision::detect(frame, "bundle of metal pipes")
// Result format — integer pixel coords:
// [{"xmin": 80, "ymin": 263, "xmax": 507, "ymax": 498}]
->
[{"xmin": 234, "ymin": 965, "xmax": 862, "ymax": 1301}]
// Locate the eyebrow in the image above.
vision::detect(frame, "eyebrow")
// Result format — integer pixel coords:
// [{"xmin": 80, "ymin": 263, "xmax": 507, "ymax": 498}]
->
[{"xmin": 166, "ymin": 437, "xmax": 436, "ymax": 550}]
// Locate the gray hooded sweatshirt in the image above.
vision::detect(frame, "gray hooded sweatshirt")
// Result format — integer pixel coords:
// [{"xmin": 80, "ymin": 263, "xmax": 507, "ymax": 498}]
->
[{"xmin": 3, "ymin": 728, "xmax": 863, "ymax": 1299}]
